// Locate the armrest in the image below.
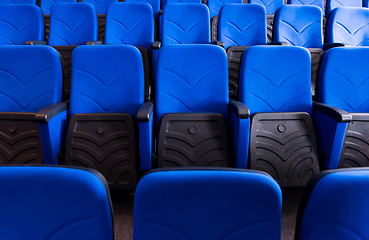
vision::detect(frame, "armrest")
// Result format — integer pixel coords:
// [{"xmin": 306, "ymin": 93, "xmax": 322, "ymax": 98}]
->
[
  {"xmin": 152, "ymin": 41, "xmax": 161, "ymax": 50},
  {"xmin": 86, "ymin": 41, "xmax": 103, "ymax": 45},
  {"xmin": 211, "ymin": 41, "xmax": 224, "ymax": 48},
  {"xmin": 323, "ymin": 43, "xmax": 349, "ymax": 51},
  {"xmin": 313, "ymin": 102, "xmax": 352, "ymax": 122},
  {"xmin": 230, "ymin": 100, "xmax": 249, "ymax": 119},
  {"xmin": 25, "ymin": 40, "xmax": 47, "ymax": 45},
  {"xmin": 35, "ymin": 101, "xmax": 68, "ymax": 123},
  {"xmin": 268, "ymin": 41, "xmax": 289, "ymax": 46},
  {"xmin": 159, "ymin": 9, "xmax": 162, "ymax": 15},
  {"xmin": 137, "ymin": 100, "xmax": 154, "ymax": 122}
]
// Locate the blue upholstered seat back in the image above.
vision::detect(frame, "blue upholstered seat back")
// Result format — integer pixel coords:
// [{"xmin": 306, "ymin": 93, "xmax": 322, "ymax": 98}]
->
[
  {"xmin": 125, "ymin": 0, "xmax": 160, "ymax": 19},
  {"xmin": 287, "ymin": 0, "xmax": 324, "ymax": 16},
  {"xmin": 155, "ymin": 44, "xmax": 228, "ymax": 127},
  {"xmin": 162, "ymin": 3, "xmax": 210, "ymax": 45},
  {"xmin": 82, "ymin": 0, "xmax": 117, "ymax": 14},
  {"xmin": 326, "ymin": 0, "xmax": 361, "ymax": 14},
  {"xmin": 273, "ymin": 5, "xmax": 323, "ymax": 48},
  {"xmin": 318, "ymin": 47, "xmax": 369, "ymax": 113},
  {"xmin": 207, "ymin": 0, "xmax": 243, "ymax": 19},
  {"xmin": 218, "ymin": 4, "xmax": 267, "ymax": 49},
  {"xmin": 0, "ymin": 4, "xmax": 44, "ymax": 45},
  {"xmin": 41, "ymin": 0, "xmax": 76, "ymax": 15},
  {"xmin": 0, "ymin": 0, "xmax": 35, "ymax": 4},
  {"xmin": 49, "ymin": 3, "xmax": 98, "ymax": 46},
  {"xmin": 162, "ymin": 0, "xmax": 202, "ymax": 8},
  {"xmin": 105, "ymin": 2, "xmax": 154, "ymax": 51},
  {"xmin": 0, "ymin": 45, "xmax": 62, "ymax": 113},
  {"xmin": 248, "ymin": 0, "xmax": 283, "ymax": 15},
  {"xmin": 239, "ymin": 46, "xmax": 312, "ymax": 116},
  {"xmin": 69, "ymin": 45, "xmax": 144, "ymax": 117}
]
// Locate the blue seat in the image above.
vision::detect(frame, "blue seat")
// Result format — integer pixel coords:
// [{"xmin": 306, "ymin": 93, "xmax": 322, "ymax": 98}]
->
[
  {"xmin": 65, "ymin": 45, "xmax": 153, "ymax": 189},
  {"xmin": 0, "ymin": 0, "xmax": 35, "ymax": 4},
  {"xmin": 315, "ymin": 47, "xmax": 369, "ymax": 169},
  {"xmin": 134, "ymin": 168, "xmax": 282, "ymax": 240},
  {"xmin": 0, "ymin": 45, "xmax": 67, "ymax": 165},
  {"xmin": 217, "ymin": 3, "xmax": 266, "ymax": 99},
  {"xmin": 295, "ymin": 168, "xmax": 369, "ymax": 240},
  {"xmin": 41, "ymin": 0, "xmax": 76, "ymax": 15},
  {"xmin": 287, "ymin": 0, "xmax": 324, "ymax": 17},
  {"xmin": 239, "ymin": 45, "xmax": 320, "ymax": 187},
  {"xmin": 149, "ymin": 44, "xmax": 249, "ymax": 170},
  {"xmin": 162, "ymin": 0, "xmax": 202, "ymax": 8},
  {"xmin": 82, "ymin": 0, "xmax": 117, "ymax": 14},
  {"xmin": 325, "ymin": 7, "xmax": 369, "ymax": 47},
  {"xmin": 0, "ymin": 4, "xmax": 43, "ymax": 45},
  {"xmin": 0, "ymin": 165, "xmax": 113, "ymax": 239},
  {"xmin": 326, "ymin": 0, "xmax": 361, "ymax": 15},
  {"xmin": 124, "ymin": 0, "xmax": 160, "ymax": 20}
]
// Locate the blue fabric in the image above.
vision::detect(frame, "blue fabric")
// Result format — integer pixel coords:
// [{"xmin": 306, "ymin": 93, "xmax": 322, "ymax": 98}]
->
[
  {"xmin": 326, "ymin": 0, "xmax": 361, "ymax": 15},
  {"xmin": 41, "ymin": 0, "xmax": 76, "ymax": 15},
  {"xmin": 207, "ymin": 0, "xmax": 243, "ymax": 19},
  {"xmin": 49, "ymin": 3, "xmax": 98, "ymax": 46},
  {"xmin": 0, "ymin": 4, "xmax": 43, "ymax": 45},
  {"xmin": 162, "ymin": 3, "xmax": 210, "ymax": 45},
  {"xmin": 287, "ymin": 0, "xmax": 324, "ymax": 17},
  {"xmin": 162, "ymin": 0, "xmax": 202, "ymax": 8},
  {"xmin": 70, "ymin": 45, "xmax": 144, "ymax": 117},
  {"xmin": 273, "ymin": 5, "xmax": 323, "ymax": 48},
  {"xmin": 318, "ymin": 47, "xmax": 369, "ymax": 112},
  {"xmin": 105, "ymin": 2, "xmax": 154, "ymax": 52},
  {"xmin": 0, "ymin": 0, "xmax": 35, "ymax": 4},
  {"xmin": 218, "ymin": 4, "xmax": 267, "ymax": 49},
  {"xmin": 155, "ymin": 44, "xmax": 228, "ymax": 128},
  {"xmin": 0, "ymin": 166, "xmax": 113, "ymax": 239},
  {"xmin": 134, "ymin": 169, "xmax": 282, "ymax": 240},
  {"xmin": 139, "ymin": 114, "xmax": 153, "ymax": 170},
  {"xmin": 299, "ymin": 169, "xmax": 369, "ymax": 240},
  {"xmin": 248, "ymin": 0, "xmax": 283, "ymax": 15},
  {"xmin": 0, "ymin": 45, "xmax": 62, "ymax": 113},
  {"xmin": 230, "ymin": 109, "xmax": 250, "ymax": 168},
  {"xmin": 125, "ymin": 0, "xmax": 160, "ymax": 20},
  {"xmin": 239, "ymin": 45, "xmax": 312, "ymax": 116},
  {"xmin": 82, "ymin": 0, "xmax": 117, "ymax": 14},
  {"xmin": 326, "ymin": 7, "xmax": 369, "ymax": 46}
]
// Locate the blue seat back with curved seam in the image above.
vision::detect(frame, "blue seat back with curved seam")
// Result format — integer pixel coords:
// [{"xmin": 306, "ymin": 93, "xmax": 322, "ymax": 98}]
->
[
  {"xmin": 105, "ymin": 2, "xmax": 154, "ymax": 51},
  {"xmin": 82, "ymin": 0, "xmax": 117, "ymax": 14},
  {"xmin": 125, "ymin": 0, "xmax": 160, "ymax": 19},
  {"xmin": 0, "ymin": 4, "xmax": 44, "ymax": 45},
  {"xmin": 326, "ymin": 0, "xmax": 361, "ymax": 14},
  {"xmin": 69, "ymin": 45, "xmax": 144, "ymax": 117},
  {"xmin": 162, "ymin": 3, "xmax": 210, "ymax": 45},
  {"xmin": 295, "ymin": 168, "xmax": 369, "ymax": 240},
  {"xmin": 326, "ymin": 7, "xmax": 369, "ymax": 46},
  {"xmin": 318, "ymin": 47, "xmax": 369, "ymax": 113},
  {"xmin": 207, "ymin": 0, "xmax": 243, "ymax": 19},
  {"xmin": 41, "ymin": 0, "xmax": 77, "ymax": 15},
  {"xmin": 239, "ymin": 46, "xmax": 312, "ymax": 116},
  {"xmin": 155, "ymin": 44, "xmax": 228, "ymax": 127},
  {"xmin": 218, "ymin": 4, "xmax": 267, "ymax": 49},
  {"xmin": 134, "ymin": 168, "xmax": 282, "ymax": 240},
  {"xmin": 0, "ymin": 45, "xmax": 62, "ymax": 113},
  {"xmin": 248, "ymin": 0, "xmax": 283, "ymax": 15},
  {"xmin": 49, "ymin": 2, "xmax": 98, "ymax": 46},
  {"xmin": 0, "ymin": 166, "xmax": 113, "ymax": 240},
  {"xmin": 287, "ymin": 0, "xmax": 324, "ymax": 17},
  {"xmin": 274, "ymin": 5, "xmax": 323, "ymax": 48}
]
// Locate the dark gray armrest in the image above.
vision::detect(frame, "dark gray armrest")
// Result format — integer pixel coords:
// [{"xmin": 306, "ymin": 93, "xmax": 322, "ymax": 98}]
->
[
  {"xmin": 323, "ymin": 43, "xmax": 349, "ymax": 51},
  {"xmin": 159, "ymin": 9, "xmax": 162, "ymax": 15},
  {"xmin": 152, "ymin": 41, "xmax": 161, "ymax": 50},
  {"xmin": 313, "ymin": 101, "xmax": 352, "ymax": 122},
  {"xmin": 35, "ymin": 101, "xmax": 68, "ymax": 123},
  {"xmin": 230, "ymin": 100, "xmax": 249, "ymax": 119},
  {"xmin": 25, "ymin": 40, "xmax": 47, "ymax": 45},
  {"xmin": 86, "ymin": 41, "xmax": 103, "ymax": 45},
  {"xmin": 137, "ymin": 100, "xmax": 154, "ymax": 122},
  {"xmin": 211, "ymin": 41, "xmax": 224, "ymax": 48},
  {"xmin": 268, "ymin": 41, "xmax": 289, "ymax": 46}
]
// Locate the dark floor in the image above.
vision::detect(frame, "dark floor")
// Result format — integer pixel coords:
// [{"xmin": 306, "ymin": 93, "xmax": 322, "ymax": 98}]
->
[{"xmin": 111, "ymin": 187, "xmax": 305, "ymax": 240}]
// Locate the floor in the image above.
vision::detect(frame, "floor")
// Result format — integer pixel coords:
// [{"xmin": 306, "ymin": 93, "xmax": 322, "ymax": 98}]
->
[{"xmin": 111, "ymin": 187, "xmax": 305, "ymax": 240}]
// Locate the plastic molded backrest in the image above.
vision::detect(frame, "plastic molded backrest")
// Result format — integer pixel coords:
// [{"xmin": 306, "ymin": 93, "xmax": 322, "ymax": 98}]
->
[
  {"xmin": 295, "ymin": 168, "xmax": 369, "ymax": 240},
  {"xmin": 248, "ymin": 0, "xmax": 283, "ymax": 15},
  {"xmin": 287, "ymin": 0, "xmax": 324, "ymax": 16},
  {"xmin": 49, "ymin": 2, "xmax": 98, "ymax": 45},
  {"xmin": 162, "ymin": 0, "xmax": 201, "ymax": 8},
  {"xmin": 326, "ymin": 0, "xmax": 361, "ymax": 14},
  {"xmin": 70, "ymin": 45, "xmax": 144, "ymax": 117},
  {"xmin": 218, "ymin": 4, "xmax": 267, "ymax": 49},
  {"xmin": 274, "ymin": 5, "xmax": 323, "ymax": 48},
  {"xmin": 155, "ymin": 44, "xmax": 228, "ymax": 127},
  {"xmin": 0, "ymin": 45, "xmax": 62, "ymax": 113},
  {"xmin": 207, "ymin": 0, "xmax": 243, "ymax": 19},
  {"xmin": 326, "ymin": 7, "xmax": 369, "ymax": 46},
  {"xmin": 318, "ymin": 47, "xmax": 369, "ymax": 113},
  {"xmin": 162, "ymin": 3, "xmax": 210, "ymax": 45},
  {"xmin": 239, "ymin": 46, "xmax": 312, "ymax": 116},
  {"xmin": 41, "ymin": 0, "xmax": 77, "ymax": 15},
  {"xmin": 0, "ymin": 4, "xmax": 44, "ymax": 45},
  {"xmin": 0, "ymin": 166, "xmax": 113, "ymax": 240},
  {"xmin": 0, "ymin": 0, "xmax": 35, "ymax": 4},
  {"xmin": 124, "ymin": 0, "xmax": 160, "ymax": 19},
  {"xmin": 82, "ymin": 0, "xmax": 117, "ymax": 14},
  {"xmin": 134, "ymin": 168, "xmax": 282, "ymax": 240},
  {"xmin": 105, "ymin": 2, "xmax": 154, "ymax": 51}
]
